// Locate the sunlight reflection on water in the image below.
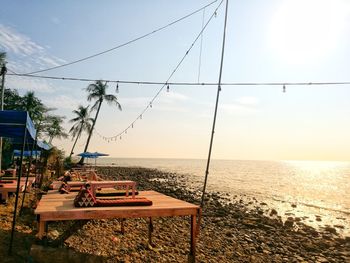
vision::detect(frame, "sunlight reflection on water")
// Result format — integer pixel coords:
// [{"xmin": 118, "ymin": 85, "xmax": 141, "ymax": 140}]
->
[{"xmin": 98, "ymin": 158, "xmax": 350, "ymax": 236}]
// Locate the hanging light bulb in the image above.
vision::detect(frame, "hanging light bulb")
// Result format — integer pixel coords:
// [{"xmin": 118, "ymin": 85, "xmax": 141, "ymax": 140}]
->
[
  {"xmin": 140, "ymin": 114, "xmax": 142, "ymax": 120},
  {"xmin": 167, "ymin": 84, "xmax": 170, "ymax": 92},
  {"xmin": 150, "ymin": 102, "xmax": 152, "ymax": 108},
  {"xmin": 125, "ymin": 130, "xmax": 127, "ymax": 134},
  {"xmin": 132, "ymin": 123, "xmax": 134, "ymax": 128},
  {"xmin": 214, "ymin": 11, "xmax": 217, "ymax": 17},
  {"xmin": 116, "ymin": 83, "xmax": 119, "ymax": 93},
  {"xmin": 283, "ymin": 85, "xmax": 286, "ymax": 93}
]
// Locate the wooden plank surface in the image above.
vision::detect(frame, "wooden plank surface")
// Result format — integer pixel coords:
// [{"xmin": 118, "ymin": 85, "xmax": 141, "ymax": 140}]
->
[
  {"xmin": 35, "ymin": 190, "xmax": 199, "ymax": 221},
  {"xmin": 0, "ymin": 177, "xmax": 36, "ymax": 200}
]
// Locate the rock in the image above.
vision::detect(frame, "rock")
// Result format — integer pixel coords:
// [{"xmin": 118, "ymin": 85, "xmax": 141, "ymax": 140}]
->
[
  {"xmin": 303, "ymin": 241, "xmax": 319, "ymax": 252},
  {"xmin": 324, "ymin": 226, "xmax": 337, "ymax": 235},
  {"xmin": 315, "ymin": 256, "xmax": 328, "ymax": 263},
  {"xmin": 30, "ymin": 244, "xmax": 104, "ymax": 263},
  {"xmin": 269, "ymin": 209, "xmax": 278, "ymax": 216},
  {"xmin": 47, "ymin": 230, "xmax": 60, "ymax": 239},
  {"xmin": 284, "ymin": 218, "xmax": 294, "ymax": 228},
  {"xmin": 291, "ymin": 203, "xmax": 297, "ymax": 208}
]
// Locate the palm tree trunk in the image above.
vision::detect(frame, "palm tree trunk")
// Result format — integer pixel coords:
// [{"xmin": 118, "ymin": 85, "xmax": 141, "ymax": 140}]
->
[
  {"xmin": 79, "ymin": 99, "xmax": 103, "ymax": 164},
  {"xmin": 69, "ymin": 126, "xmax": 83, "ymax": 158}
]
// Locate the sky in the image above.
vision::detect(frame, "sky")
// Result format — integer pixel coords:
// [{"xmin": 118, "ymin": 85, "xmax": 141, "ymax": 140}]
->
[{"xmin": 1, "ymin": 0, "xmax": 350, "ymax": 161}]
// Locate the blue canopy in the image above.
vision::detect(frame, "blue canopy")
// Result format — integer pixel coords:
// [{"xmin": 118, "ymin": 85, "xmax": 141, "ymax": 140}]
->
[
  {"xmin": 37, "ymin": 140, "xmax": 51, "ymax": 150},
  {"xmin": 13, "ymin": 150, "xmax": 41, "ymax": 157},
  {"xmin": 77, "ymin": 151, "xmax": 109, "ymax": 158},
  {"xmin": 0, "ymin": 110, "xmax": 36, "ymax": 143}
]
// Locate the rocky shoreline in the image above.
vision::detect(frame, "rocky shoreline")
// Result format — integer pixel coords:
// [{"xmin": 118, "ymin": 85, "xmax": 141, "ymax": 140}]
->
[
  {"xmin": 64, "ymin": 166, "xmax": 350, "ymax": 262},
  {"xmin": 1, "ymin": 166, "xmax": 350, "ymax": 262}
]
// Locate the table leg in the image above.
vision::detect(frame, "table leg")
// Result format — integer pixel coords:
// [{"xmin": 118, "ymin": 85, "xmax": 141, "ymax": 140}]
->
[
  {"xmin": 132, "ymin": 184, "xmax": 136, "ymax": 198},
  {"xmin": 188, "ymin": 214, "xmax": 196, "ymax": 263},
  {"xmin": 38, "ymin": 220, "xmax": 46, "ymax": 239},
  {"xmin": 125, "ymin": 185, "xmax": 129, "ymax": 197},
  {"xmin": 120, "ymin": 218, "xmax": 125, "ymax": 234},
  {"xmin": 1, "ymin": 191, "xmax": 8, "ymax": 202},
  {"xmin": 148, "ymin": 217, "xmax": 154, "ymax": 247}
]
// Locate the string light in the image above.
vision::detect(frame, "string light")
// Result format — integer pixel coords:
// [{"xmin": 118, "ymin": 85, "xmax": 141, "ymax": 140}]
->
[
  {"xmin": 167, "ymin": 84, "xmax": 170, "ymax": 92},
  {"xmin": 99, "ymin": 0, "xmax": 339, "ymax": 144},
  {"xmin": 283, "ymin": 85, "xmax": 286, "ymax": 93},
  {"xmin": 9, "ymin": 73, "xmax": 350, "ymax": 88},
  {"xmin": 12, "ymin": 0, "xmax": 219, "ymax": 76},
  {"xmin": 116, "ymin": 83, "xmax": 119, "ymax": 93}
]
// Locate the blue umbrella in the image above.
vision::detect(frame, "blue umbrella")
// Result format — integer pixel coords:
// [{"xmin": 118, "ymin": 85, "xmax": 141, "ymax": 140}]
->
[{"xmin": 77, "ymin": 151, "xmax": 109, "ymax": 166}]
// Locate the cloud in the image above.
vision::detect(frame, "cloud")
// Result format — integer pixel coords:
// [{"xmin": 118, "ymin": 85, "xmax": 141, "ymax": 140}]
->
[
  {"xmin": 120, "ymin": 91, "xmax": 189, "ymax": 109},
  {"xmin": 220, "ymin": 96, "xmax": 260, "ymax": 115},
  {"xmin": 0, "ymin": 24, "xmax": 44, "ymax": 56},
  {"xmin": 0, "ymin": 23, "xmax": 66, "ymax": 71},
  {"xmin": 235, "ymin": 96, "xmax": 259, "ymax": 105},
  {"xmin": 43, "ymin": 95, "xmax": 85, "ymax": 110},
  {"xmin": 50, "ymin": 17, "xmax": 61, "ymax": 25},
  {"xmin": 0, "ymin": 24, "xmax": 68, "ymax": 93}
]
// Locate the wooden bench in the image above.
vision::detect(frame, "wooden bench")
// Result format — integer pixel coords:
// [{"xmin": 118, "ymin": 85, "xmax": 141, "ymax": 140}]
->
[
  {"xmin": 35, "ymin": 190, "xmax": 200, "ymax": 261},
  {"xmin": 0, "ymin": 177, "xmax": 36, "ymax": 202}
]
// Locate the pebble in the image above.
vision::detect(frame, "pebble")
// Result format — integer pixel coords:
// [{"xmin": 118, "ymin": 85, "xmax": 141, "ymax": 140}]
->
[{"xmin": 31, "ymin": 166, "xmax": 350, "ymax": 263}]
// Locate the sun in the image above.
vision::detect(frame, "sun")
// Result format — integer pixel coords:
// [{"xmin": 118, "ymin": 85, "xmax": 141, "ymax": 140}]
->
[{"xmin": 268, "ymin": 0, "xmax": 348, "ymax": 64}]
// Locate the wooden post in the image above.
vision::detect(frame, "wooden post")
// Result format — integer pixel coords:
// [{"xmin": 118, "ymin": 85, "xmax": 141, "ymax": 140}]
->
[
  {"xmin": 188, "ymin": 214, "xmax": 197, "ymax": 263},
  {"xmin": 38, "ymin": 220, "xmax": 46, "ymax": 239},
  {"xmin": 148, "ymin": 217, "xmax": 154, "ymax": 247},
  {"xmin": 120, "ymin": 218, "xmax": 125, "ymax": 234}
]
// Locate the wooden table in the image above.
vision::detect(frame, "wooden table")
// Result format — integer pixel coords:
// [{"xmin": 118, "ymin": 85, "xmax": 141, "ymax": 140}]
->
[
  {"xmin": 51, "ymin": 180, "xmax": 137, "ymax": 197},
  {"xmin": 35, "ymin": 190, "xmax": 200, "ymax": 261},
  {"xmin": 0, "ymin": 177, "xmax": 35, "ymax": 201}
]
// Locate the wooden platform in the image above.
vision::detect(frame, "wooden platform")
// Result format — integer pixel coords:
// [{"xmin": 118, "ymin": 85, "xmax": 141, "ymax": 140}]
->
[
  {"xmin": 0, "ymin": 177, "xmax": 35, "ymax": 201},
  {"xmin": 35, "ymin": 190, "xmax": 201, "ymax": 261}
]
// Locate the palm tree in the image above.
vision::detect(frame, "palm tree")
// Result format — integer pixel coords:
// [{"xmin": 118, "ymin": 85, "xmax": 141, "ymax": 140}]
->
[
  {"xmin": 69, "ymin": 105, "xmax": 93, "ymax": 158},
  {"xmin": 20, "ymin": 91, "xmax": 47, "ymax": 124},
  {"xmin": 45, "ymin": 115, "xmax": 68, "ymax": 144},
  {"xmin": 0, "ymin": 52, "xmax": 6, "ymax": 67},
  {"xmin": 79, "ymin": 80, "xmax": 121, "ymax": 164}
]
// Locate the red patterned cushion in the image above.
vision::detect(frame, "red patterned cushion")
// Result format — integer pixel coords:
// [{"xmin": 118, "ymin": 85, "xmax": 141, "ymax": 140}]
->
[
  {"xmin": 74, "ymin": 187, "xmax": 96, "ymax": 207},
  {"xmin": 95, "ymin": 197, "xmax": 152, "ymax": 207}
]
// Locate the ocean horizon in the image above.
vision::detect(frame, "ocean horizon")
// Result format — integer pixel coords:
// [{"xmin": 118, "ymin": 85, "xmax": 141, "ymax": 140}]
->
[{"xmin": 94, "ymin": 157, "xmax": 350, "ymax": 236}]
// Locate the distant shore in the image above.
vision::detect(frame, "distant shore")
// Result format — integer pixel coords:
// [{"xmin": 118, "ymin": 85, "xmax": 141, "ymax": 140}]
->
[{"xmin": 62, "ymin": 166, "xmax": 350, "ymax": 262}]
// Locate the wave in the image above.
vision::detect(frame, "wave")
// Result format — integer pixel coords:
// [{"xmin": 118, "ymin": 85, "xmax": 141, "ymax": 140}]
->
[{"xmin": 271, "ymin": 196, "xmax": 350, "ymax": 215}]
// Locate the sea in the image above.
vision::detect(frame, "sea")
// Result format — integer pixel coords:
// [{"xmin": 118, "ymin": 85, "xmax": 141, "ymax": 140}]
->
[{"xmin": 96, "ymin": 158, "xmax": 350, "ymax": 236}]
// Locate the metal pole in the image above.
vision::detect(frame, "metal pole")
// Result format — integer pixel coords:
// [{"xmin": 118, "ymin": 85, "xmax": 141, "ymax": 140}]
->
[
  {"xmin": 9, "ymin": 126, "xmax": 27, "ymax": 255},
  {"xmin": 0, "ymin": 65, "xmax": 7, "ymax": 174},
  {"xmin": 20, "ymin": 137, "xmax": 36, "ymax": 215},
  {"xmin": 200, "ymin": 0, "xmax": 229, "ymax": 208}
]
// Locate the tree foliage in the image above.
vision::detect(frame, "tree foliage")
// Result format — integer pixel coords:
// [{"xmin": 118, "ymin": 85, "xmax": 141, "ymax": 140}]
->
[
  {"xmin": 79, "ymin": 81, "xmax": 121, "ymax": 163},
  {"xmin": 69, "ymin": 105, "xmax": 93, "ymax": 157}
]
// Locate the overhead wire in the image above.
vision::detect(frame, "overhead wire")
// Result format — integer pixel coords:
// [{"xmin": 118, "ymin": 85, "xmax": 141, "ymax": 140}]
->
[
  {"xmin": 9, "ymin": 0, "xmax": 219, "ymax": 75},
  {"xmin": 7, "ymin": 73, "xmax": 350, "ymax": 87},
  {"xmin": 198, "ymin": 7, "xmax": 206, "ymax": 82},
  {"xmin": 95, "ymin": 0, "xmax": 225, "ymax": 141}
]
